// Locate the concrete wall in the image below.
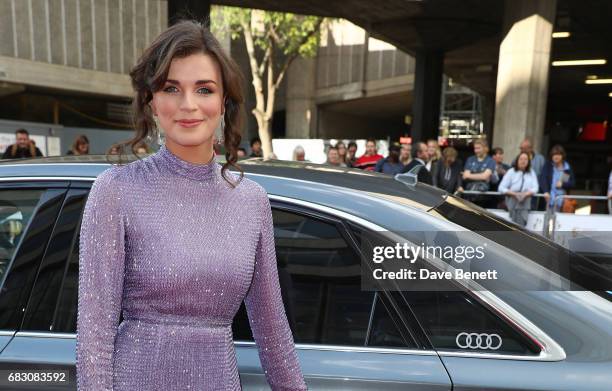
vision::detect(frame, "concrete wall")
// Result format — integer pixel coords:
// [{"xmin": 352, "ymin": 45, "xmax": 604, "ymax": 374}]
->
[
  {"xmin": 0, "ymin": 0, "xmax": 168, "ymax": 97},
  {"xmin": 285, "ymin": 19, "xmax": 415, "ymax": 139}
]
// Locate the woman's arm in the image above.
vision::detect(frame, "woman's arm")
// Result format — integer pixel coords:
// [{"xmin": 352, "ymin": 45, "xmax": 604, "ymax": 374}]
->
[
  {"xmin": 498, "ymin": 169, "xmax": 513, "ymax": 194},
  {"xmin": 244, "ymin": 189, "xmax": 307, "ymax": 391},
  {"xmin": 562, "ymin": 166, "xmax": 575, "ymax": 190},
  {"xmin": 76, "ymin": 168, "xmax": 126, "ymax": 391}
]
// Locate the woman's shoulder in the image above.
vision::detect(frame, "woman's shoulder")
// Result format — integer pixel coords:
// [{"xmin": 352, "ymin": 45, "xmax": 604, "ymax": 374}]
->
[{"xmin": 234, "ymin": 176, "xmax": 267, "ymax": 199}]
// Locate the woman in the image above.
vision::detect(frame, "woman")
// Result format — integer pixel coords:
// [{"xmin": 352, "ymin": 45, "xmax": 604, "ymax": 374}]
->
[
  {"xmin": 540, "ymin": 144, "xmax": 575, "ymax": 211},
  {"xmin": 67, "ymin": 134, "xmax": 89, "ymax": 155},
  {"xmin": 433, "ymin": 147, "xmax": 462, "ymax": 193},
  {"xmin": 498, "ymin": 152, "xmax": 539, "ymax": 226},
  {"xmin": 399, "ymin": 143, "xmax": 411, "ymax": 166},
  {"xmin": 76, "ymin": 21, "xmax": 306, "ymax": 390}
]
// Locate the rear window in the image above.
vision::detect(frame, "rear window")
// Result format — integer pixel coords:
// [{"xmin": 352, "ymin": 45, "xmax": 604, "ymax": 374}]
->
[{"xmin": 432, "ymin": 195, "xmax": 612, "ymax": 300}]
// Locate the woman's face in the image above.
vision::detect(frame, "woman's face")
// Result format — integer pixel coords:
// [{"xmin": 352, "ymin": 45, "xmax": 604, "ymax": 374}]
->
[
  {"xmin": 517, "ymin": 153, "xmax": 529, "ymax": 171},
  {"xmin": 78, "ymin": 142, "xmax": 88, "ymax": 153},
  {"xmin": 150, "ymin": 53, "xmax": 224, "ymax": 148},
  {"xmin": 552, "ymin": 153, "xmax": 563, "ymax": 165}
]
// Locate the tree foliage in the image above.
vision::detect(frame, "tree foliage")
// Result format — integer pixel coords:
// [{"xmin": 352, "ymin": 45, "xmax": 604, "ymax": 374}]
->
[{"xmin": 211, "ymin": 6, "xmax": 323, "ymax": 158}]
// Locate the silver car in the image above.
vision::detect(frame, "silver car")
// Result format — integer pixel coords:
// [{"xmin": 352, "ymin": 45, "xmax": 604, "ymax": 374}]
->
[{"xmin": 0, "ymin": 154, "xmax": 610, "ymax": 390}]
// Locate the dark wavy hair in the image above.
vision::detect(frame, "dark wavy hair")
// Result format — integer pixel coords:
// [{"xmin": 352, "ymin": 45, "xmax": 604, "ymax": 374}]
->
[
  {"xmin": 114, "ymin": 19, "xmax": 245, "ymax": 187},
  {"xmin": 512, "ymin": 152, "xmax": 532, "ymax": 172}
]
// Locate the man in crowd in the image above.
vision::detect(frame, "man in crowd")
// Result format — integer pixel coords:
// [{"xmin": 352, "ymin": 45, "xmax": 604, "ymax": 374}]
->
[
  {"xmin": 463, "ymin": 139, "xmax": 495, "ymax": 192},
  {"xmin": 345, "ymin": 141, "xmax": 358, "ymax": 167},
  {"xmin": 326, "ymin": 146, "xmax": 346, "ymax": 167},
  {"xmin": 353, "ymin": 138, "xmax": 383, "ymax": 171},
  {"xmin": 249, "ymin": 137, "xmax": 263, "ymax": 158},
  {"xmin": 400, "ymin": 141, "xmax": 432, "ymax": 185},
  {"xmin": 374, "ymin": 142, "xmax": 404, "ymax": 175},
  {"xmin": 518, "ymin": 138, "xmax": 545, "ymax": 177},
  {"xmin": 491, "ymin": 147, "xmax": 510, "ymax": 192},
  {"xmin": 2, "ymin": 129, "xmax": 44, "ymax": 159}
]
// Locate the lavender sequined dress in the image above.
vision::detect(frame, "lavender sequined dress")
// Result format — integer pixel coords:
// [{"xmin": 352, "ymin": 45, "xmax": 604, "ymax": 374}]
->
[{"xmin": 76, "ymin": 145, "xmax": 307, "ymax": 390}]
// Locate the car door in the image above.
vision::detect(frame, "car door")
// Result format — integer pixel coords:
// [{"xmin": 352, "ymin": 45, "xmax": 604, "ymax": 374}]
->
[
  {"xmin": 0, "ymin": 182, "xmax": 85, "ymax": 390},
  {"xmin": 234, "ymin": 200, "xmax": 451, "ymax": 390}
]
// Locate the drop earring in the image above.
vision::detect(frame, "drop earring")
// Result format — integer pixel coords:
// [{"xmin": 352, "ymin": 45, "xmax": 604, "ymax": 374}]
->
[
  {"xmin": 154, "ymin": 116, "xmax": 165, "ymax": 147},
  {"xmin": 215, "ymin": 113, "xmax": 225, "ymax": 145}
]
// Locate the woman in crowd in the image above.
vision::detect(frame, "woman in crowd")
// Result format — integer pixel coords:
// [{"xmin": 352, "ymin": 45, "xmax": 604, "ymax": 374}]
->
[
  {"xmin": 67, "ymin": 134, "xmax": 90, "ymax": 155},
  {"xmin": 498, "ymin": 152, "xmax": 539, "ymax": 226}
]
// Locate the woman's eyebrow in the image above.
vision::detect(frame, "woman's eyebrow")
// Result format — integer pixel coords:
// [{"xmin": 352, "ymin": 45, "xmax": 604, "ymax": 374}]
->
[{"xmin": 166, "ymin": 79, "xmax": 217, "ymax": 86}]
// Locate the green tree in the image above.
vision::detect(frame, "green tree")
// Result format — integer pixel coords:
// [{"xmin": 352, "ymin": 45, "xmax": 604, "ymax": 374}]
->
[{"xmin": 212, "ymin": 7, "xmax": 323, "ymax": 158}]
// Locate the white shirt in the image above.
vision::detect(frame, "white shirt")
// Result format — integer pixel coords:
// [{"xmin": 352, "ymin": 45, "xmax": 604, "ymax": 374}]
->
[{"xmin": 498, "ymin": 168, "xmax": 539, "ymax": 194}]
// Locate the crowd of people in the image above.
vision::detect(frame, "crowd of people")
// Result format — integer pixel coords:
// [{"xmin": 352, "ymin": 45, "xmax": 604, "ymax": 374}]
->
[
  {"xmin": 299, "ymin": 136, "xmax": 612, "ymax": 226},
  {"xmin": 3, "ymin": 128, "xmax": 612, "ymax": 223}
]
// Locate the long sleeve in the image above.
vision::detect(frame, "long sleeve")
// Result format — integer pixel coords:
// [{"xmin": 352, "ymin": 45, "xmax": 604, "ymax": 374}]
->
[
  {"xmin": 498, "ymin": 169, "xmax": 513, "ymax": 194},
  {"xmin": 562, "ymin": 166, "xmax": 575, "ymax": 190},
  {"xmin": 77, "ymin": 168, "xmax": 126, "ymax": 391},
  {"xmin": 244, "ymin": 191, "xmax": 307, "ymax": 391}
]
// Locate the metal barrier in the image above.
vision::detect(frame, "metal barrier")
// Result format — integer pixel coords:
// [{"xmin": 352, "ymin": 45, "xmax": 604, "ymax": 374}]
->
[{"xmin": 457, "ymin": 190, "xmax": 611, "ymax": 239}]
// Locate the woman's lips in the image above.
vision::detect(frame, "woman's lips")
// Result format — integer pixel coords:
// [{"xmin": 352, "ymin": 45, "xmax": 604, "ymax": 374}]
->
[{"xmin": 176, "ymin": 120, "xmax": 203, "ymax": 128}]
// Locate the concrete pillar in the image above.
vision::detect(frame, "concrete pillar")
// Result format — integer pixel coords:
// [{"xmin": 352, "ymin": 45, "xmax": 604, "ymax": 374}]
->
[
  {"xmin": 412, "ymin": 50, "xmax": 444, "ymax": 143},
  {"xmin": 286, "ymin": 57, "xmax": 317, "ymax": 138},
  {"xmin": 493, "ymin": 0, "xmax": 556, "ymax": 158}
]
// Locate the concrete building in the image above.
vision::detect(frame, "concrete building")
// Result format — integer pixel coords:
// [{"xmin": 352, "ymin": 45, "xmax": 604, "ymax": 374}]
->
[{"xmin": 0, "ymin": 0, "xmax": 610, "ymax": 193}]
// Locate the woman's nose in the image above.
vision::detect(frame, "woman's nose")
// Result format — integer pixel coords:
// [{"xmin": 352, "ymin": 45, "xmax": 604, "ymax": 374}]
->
[{"xmin": 179, "ymin": 93, "xmax": 197, "ymax": 111}]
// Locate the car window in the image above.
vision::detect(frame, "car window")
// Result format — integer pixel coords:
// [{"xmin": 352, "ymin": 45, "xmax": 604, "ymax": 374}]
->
[
  {"xmin": 0, "ymin": 189, "xmax": 44, "ymax": 280},
  {"xmin": 402, "ymin": 288, "xmax": 541, "ymax": 355},
  {"xmin": 0, "ymin": 188, "xmax": 66, "ymax": 330},
  {"xmin": 433, "ymin": 195, "xmax": 612, "ymax": 299},
  {"xmin": 21, "ymin": 190, "xmax": 88, "ymax": 332},
  {"xmin": 233, "ymin": 206, "xmax": 375, "ymax": 346},
  {"xmin": 367, "ymin": 292, "xmax": 417, "ymax": 348},
  {"xmin": 347, "ymin": 220, "xmax": 542, "ymax": 355}
]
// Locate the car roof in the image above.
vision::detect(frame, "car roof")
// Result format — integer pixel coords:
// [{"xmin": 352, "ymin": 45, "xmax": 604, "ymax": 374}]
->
[{"xmin": 0, "ymin": 154, "xmax": 447, "ymax": 211}]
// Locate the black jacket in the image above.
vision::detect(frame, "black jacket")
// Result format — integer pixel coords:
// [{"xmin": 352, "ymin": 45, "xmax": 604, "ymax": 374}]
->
[
  {"xmin": 400, "ymin": 159, "xmax": 433, "ymax": 185},
  {"xmin": 2, "ymin": 144, "xmax": 43, "ymax": 159},
  {"xmin": 539, "ymin": 160, "xmax": 575, "ymax": 193},
  {"xmin": 433, "ymin": 159, "xmax": 463, "ymax": 193}
]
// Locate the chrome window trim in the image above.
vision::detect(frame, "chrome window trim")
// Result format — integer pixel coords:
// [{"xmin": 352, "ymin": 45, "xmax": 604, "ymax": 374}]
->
[
  {"xmin": 268, "ymin": 194, "xmax": 385, "ymax": 232},
  {"xmin": 4, "ymin": 178, "xmax": 566, "ymax": 361},
  {"xmin": 234, "ymin": 340, "xmax": 437, "ymax": 356},
  {"xmin": 15, "ymin": 331, "xmax": 75, "ymax": 339},
  {"xmin": 0, "ymin": 330, "xmax": 16, "ymax": 337}
]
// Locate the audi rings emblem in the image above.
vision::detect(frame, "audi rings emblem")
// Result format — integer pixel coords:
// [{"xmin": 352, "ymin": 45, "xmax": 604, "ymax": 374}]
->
[{"xmin": 455, "ymin": 332, "xmax": 502, "ymax": 350}]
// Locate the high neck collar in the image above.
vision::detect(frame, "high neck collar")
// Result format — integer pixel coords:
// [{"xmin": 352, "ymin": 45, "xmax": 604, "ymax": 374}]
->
[{"xmin": 156, "ymin": 144, "xmax": 219, "ymax": 182}]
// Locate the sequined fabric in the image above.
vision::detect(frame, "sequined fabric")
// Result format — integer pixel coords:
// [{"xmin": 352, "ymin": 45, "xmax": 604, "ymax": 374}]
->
[{"xmin": 77, "ymin": 144, "xmax": 307, "ymax": 390}]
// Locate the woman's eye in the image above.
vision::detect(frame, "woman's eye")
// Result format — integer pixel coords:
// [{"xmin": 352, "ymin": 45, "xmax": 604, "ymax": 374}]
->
[
  {"xmin": 197, "ymin": 87, "xmax": 212, "ymax": 95},
  {"xmin": 163, "ymin": 86, "xmax": 178, "ymax": 93}
]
